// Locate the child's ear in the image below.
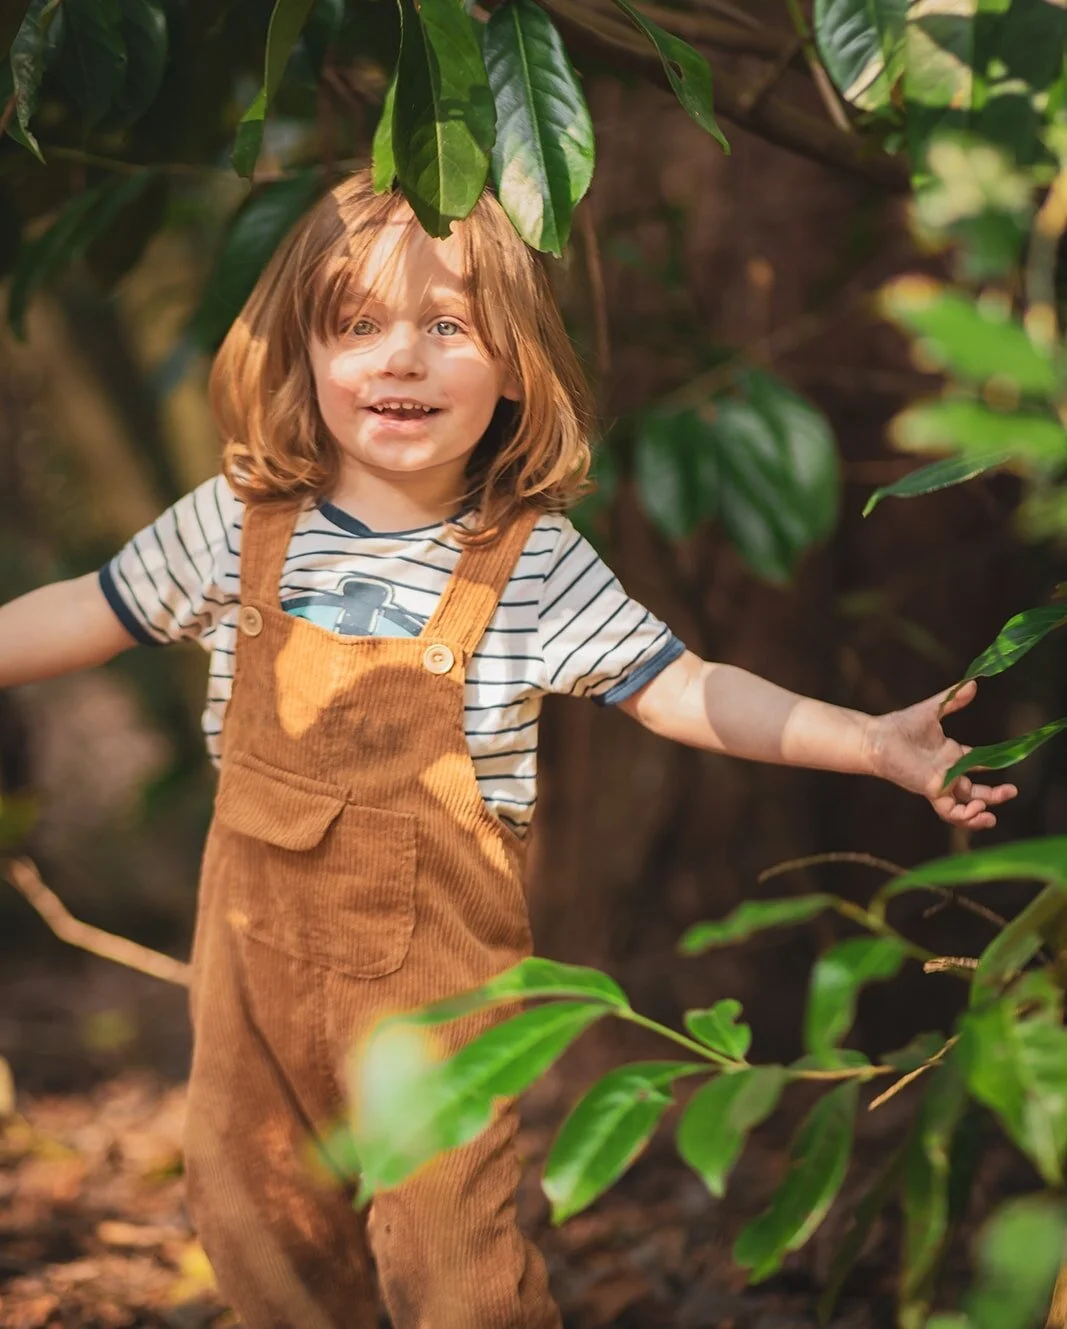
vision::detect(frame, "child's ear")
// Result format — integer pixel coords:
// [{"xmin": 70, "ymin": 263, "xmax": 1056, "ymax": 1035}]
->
[{"xmin": 501, "ymin": 372, "xmax": 521, "ymax": 403}]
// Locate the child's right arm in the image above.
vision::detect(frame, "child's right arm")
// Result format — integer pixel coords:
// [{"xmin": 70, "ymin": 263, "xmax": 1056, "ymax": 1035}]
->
[{"xmin": 0, "ymin": 574, "xmax": 136, "ymax": 688}]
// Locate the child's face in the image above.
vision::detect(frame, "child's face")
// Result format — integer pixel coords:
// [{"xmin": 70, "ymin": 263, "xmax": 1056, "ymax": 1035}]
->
[{"xmin": 309, "ymin": 216, "xmax": 519, "ymax": 502}]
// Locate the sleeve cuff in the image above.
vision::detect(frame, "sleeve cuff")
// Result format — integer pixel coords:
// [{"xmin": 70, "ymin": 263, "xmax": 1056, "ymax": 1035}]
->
[
  {"xmin": 594, "ymin": 634, "xmax": 687, "ymax": 707},
  {"xmin": 98, "ymin": 564, "xmax": 163, "ymax": 647}
]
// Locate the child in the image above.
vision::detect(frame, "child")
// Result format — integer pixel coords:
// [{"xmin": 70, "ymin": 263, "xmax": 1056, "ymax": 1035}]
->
[{"xmin": 0, "ymin": 172, "xmax": 1015, "ymax": 1329}]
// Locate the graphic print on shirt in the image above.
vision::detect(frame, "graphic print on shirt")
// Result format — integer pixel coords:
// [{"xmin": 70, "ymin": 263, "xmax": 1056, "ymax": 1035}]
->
[{"xmin": 284, "ymin": 575, "xmax": 427, "ymax": 638}]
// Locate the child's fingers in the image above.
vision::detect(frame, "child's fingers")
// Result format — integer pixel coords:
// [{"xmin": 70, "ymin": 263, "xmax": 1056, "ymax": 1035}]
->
[
  {"xmin": 937, "ymin": 678, "xmax": 978, "ymax": 718},
  {"xmin": 970, "ymin": 781, "xmax": 1018, "ymax": 804}
]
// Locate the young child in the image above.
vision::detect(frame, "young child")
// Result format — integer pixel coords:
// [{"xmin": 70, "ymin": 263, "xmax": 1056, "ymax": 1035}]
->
[{"xmin": 0, "ymin": 171, "xmax": 1015, "ymax": 1329}]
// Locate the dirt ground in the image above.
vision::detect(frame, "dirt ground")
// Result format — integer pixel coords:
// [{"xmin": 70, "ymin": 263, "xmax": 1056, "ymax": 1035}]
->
[{"xmin": 0, "ymin": 951, "xmax": 1005, "ymax": 1329}]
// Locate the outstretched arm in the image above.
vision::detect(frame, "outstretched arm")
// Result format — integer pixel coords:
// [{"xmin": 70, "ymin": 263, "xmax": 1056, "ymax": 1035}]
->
[
  {"xmin": 618, "ymin": 650, "xmax": 1017, "ymax": 830},
  {"xmin": 0, "ymin": 574, "xmax": 136, "ymax": 689}
]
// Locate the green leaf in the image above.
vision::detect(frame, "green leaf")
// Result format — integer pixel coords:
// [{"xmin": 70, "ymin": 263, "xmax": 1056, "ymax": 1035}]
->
[
  {"xmin": 390, "ymin": 956, "xmax": 631, "ymax": 1029},
  {"xmin": 372, "ymin": 73, "xmax": 397, "ymax": 194},
  {"xmin": 232, "ymin": 0, "xmax": 316, "ymax": 178},
  {"xmin": 889, "ymin": 400, "xmax": 1067, "ymax": 472},
  {"xmin": 707, "ymin": 374, "xmax": 840, "ymax": 584},
  {"xmin": 393, "ymin": 0, "xmax": 495, "ymax": 237},
  {"xmin": 610, "ymin": 0, "xmax": 728, "ymax": 150},
  {"xmin": 881, "ymin": 278, "xmax": 1060, "ymax": 396},
  {"xmin": 813, "ymin": 0, "xmax": 907, "ymax": 112},
  {"xmin": 733, "ymin": 1081, "xmax": 859, "ymax": 1282},
  {"xmin": 804, "ymin": 936, "xmax": 908, "ymax": 1058},
  {"xmin": 959, "ymin": 992, "xmax": 1067, "ymax": 1186},
  {"xmin": 633, "ymin": 408, "xmax": 717, "ymax": 542},
  {"xmin": 484, "ymin": 0, "xmax": 594, "ymax": 256},
  {"xmin": 188, "ymin": 170, "xmax": 321, "ymax": 350},
  {"xmin": 973, "ymin": 882, "xmax": 1067, "ymax": 991},
  {"xmin": 679, "ymin": 896, "xmax": 834, "ymax": 955},
  {"xmin": 684, "ymin": 998, "xmax": 751, "ymax": 1060},
  {"xmin": 884, "ymin": 837, "xmax": 1067, "ymax": 900},
  {"xmin": 791, "ymin": 1048, "xmax": 871, "ymax": 1072},
  {"xmin": 353, "ymin": 1000, "xmax": 607, "ymax": 1194},
  {"xmin": 941, "ymin": 717, "xmax": 1067, "ymax": 788},
  {"xmin": 963, "ymin": 1195, "xmax": 1067, "ymax": 1329},
  {"xmin": 818, "ymin": 1140, "xmax": 907, "ymax": 1325},
  {"xmin": 961, "ymin": 604, "xmax": 1067, "ymax": 685},
  {"xmin": 901, "ymin": 1057, "xmax": 967, "ymax": 1309},
  {"xmin": 9, "ymin": 0, "xmax": 62, "ymax": 161},
  {"xmin": 676, "ymin": 1066, "xmax": 787, "ymax": 1198},
  {"xmin": 7, "ymin": 171, "xmax": 156, "ymax": 339},
  {"xmin": 883, "ymin": 1030, "xmax": 950, "ymax": 1071},
  {"xmin": 60, "ymin": 0, "xmax": 127, "ymax": 129},
  {"xmin": 113, "ymin": 0, "xmax": 167, "ymax": 127},
  {"xmin": 543, "ymin": 1061, "xmax": 695, "ymax": 1222},
  {"xmin": 863, "ymin": 450, "xmax": 1012, "ymax": 517}
]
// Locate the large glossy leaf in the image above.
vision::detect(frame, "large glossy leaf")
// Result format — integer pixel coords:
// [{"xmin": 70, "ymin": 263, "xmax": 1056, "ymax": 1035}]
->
[
  {"xmin": 814, "ymin": 0, "xmax": 906, "ymax": 111},
  {"xmin": 372, "ymin": 74, "xmax": 397, "ymax": 194},
  {"xmin": 113, "ymin": 0, "xmax": 167, "ymax": 128},
  {"xmin": 961, "ymin": 604, "xmax": 1067, "ymax": 685},
  {"xmin": 959, "ymin": 993, "xmax": 1067, "ymax": 1187},
  {"xmin": 543, "ymin": 1061, "xmax": 696, "ymax": 1222},
  {"xmin": 7, "ymin": 170, "xmax": 156, "ymax": 338},
  {"xmin": 941, "ymin": 716, "xmax": 1067, "ymax": 787},
  {"xmin": 189, "ymin": 170, "xmax": 320, "ymax": 350},
  {"xmin": 391, "ymin": 957, "xmax": 630, "ymax": 1029},
  {"xmin": 393, "ymin": 0, "xmax": 494, "ymax": 237},
  {"xmin": 881, "ymin": 277, "xmax": 1060, "ymax": 396},
  {"xmin": 679, "ymin": 896, "xmax": 834, "ymax": 955},
  {"xmin": 684, "ymin": 999, "xmax": 751, "ymax": 1060},
  {"xmin": 863, "ymin": 450, "xmax": 1013, "ymax": 516},
  {"xmin": 677, "ymin": 1066, "xmax": 787, "ymax": 1198},
  {"xmin": 803, "ymin": 936, "xmax": 908, "ymax": 1058},
  {"xmin": 59, "ymin": 0, "xmax": 126, "ymax": 129},
  {"xmin": 733, "ymin": 1081, "xmax": 859, "ymax": 1282},
  {"xmin": 901, "ymin": 1057, "xmax": 967, "ymax": 1309},
  {"xmin": 883, "ymin": 837, "xmax": 1067, "ymax": 900},
  {"xmin": 889, "ymin": 400, "xmax": 1067, "ymax": 472},
  {"xmin": 963, "ymin": 1196, "xmax": 1067, "ymax": 1329},
  {"xmin": 484, "ymin": 0, "xmax": 594, "ymax": 256},
  {"xmin": 9, "ymin": 0, "xmax": 62, "ymax": 161},
  {"xmin": 610, "ymin": 0, "xmax": 727, "ymax": 149},
  {"xmin": 353, "ymin": 1000, "xmax": 608, "ymax": 1195},
  {"xmin": 232, "ymin": 0, "xmax": 316, "ymax": 178}
]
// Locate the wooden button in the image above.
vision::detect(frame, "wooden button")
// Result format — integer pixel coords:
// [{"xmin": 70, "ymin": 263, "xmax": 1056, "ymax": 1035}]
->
[
  {"xmin": 238, "ymin": 605, "xmax": 264, "ymax": 637},
  {"xmin": 422, "ymin": 643, "xmax": 454, "ymax": 675}
]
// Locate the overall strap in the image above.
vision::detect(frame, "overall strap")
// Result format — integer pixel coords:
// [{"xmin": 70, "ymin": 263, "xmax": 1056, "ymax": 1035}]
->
[
  {"xmin": 240, "ymin": 499, "xmax": 304, "ymax": 606},
  {"xmin": 423, "ymin": 508, "xmax": 541, "ymax": 657}
]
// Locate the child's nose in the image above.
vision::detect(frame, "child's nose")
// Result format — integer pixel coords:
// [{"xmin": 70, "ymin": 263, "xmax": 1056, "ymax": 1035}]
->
[{"xmin": 381, "ymin": 324, "xmax": 425, "ymax": 377}]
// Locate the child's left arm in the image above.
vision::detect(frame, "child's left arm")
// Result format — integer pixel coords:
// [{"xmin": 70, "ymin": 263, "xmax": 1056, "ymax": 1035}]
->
[{"xmin": 618, "ymin": 650, "xmax": 1017, "ymax": 830}]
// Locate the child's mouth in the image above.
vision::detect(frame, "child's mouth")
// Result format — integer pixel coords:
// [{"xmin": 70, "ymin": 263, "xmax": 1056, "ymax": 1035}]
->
[{"xmin": 367, "ymin": 401, "xmax": 441, "ymax": 421}]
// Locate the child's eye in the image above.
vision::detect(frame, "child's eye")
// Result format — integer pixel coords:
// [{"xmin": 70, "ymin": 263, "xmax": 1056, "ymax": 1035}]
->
[
  {"xmin": 432, "ymin": 319, "xmax": 462, "ymax": 337},
  {"xmin": 347, "ymin": 318, "xmax": 378, "ymax": 337}
]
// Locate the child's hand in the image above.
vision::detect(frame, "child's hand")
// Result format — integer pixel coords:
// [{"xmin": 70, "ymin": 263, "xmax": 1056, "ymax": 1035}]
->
[{"xmin": 864, "ymin": 679, "xmax": 1018, "ymax": 830}]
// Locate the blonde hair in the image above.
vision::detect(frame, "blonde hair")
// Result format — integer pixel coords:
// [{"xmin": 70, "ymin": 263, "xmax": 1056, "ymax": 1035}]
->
[{"xmin": 212, "ymin": 171, "xmax": 594, "ymax": 538}]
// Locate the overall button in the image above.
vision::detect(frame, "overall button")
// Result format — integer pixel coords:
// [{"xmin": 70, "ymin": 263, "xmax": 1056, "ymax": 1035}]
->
[
  {"xmin": 422, "ymin": 643, "xmax": 454, "ymax": 675},
  {"xmin": 238, "ymin": 605, "xmax": 264, "ymax": 637}
]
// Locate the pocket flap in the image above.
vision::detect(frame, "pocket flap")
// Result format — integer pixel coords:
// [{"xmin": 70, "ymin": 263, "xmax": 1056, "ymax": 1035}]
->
[{"xmin": 215, "ymin": 751, "xmax": 346, "ymax": 851}]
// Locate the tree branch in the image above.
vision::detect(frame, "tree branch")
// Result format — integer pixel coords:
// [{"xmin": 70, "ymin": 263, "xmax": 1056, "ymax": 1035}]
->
[
  {"xmin": 543, "ymin": 0, "xmax": 908, "ymax": 191},
  {"xmin": 3, "ymin": 857, "xmax": 191, "ymax": 987}
]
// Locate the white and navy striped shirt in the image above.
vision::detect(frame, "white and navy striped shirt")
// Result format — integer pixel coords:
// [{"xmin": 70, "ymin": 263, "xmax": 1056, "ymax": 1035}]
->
[{"xmin": 100, "ymin": 476, "xmax": 685, "ymax": 835}]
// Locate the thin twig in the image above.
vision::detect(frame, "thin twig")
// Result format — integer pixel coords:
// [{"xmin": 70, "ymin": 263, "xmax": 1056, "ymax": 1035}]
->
[
  {"xmin": 3, "ymin": 858, "xmax": 190, "ymax": 988},
  {"xmin": 922, "ymin": 955, "xmax": 979, "ymax": 975},
  {"xmin": 758, "ymin": 851, "xmax": 906, "ymax": 885},
  {"xmin": 867, "ymin": 1035, "xmax": 958, "ymax": 1111},
  {"xmin": 738, "ymin": 33, "xmax": 805, "ymax": 116},
  {"xmin": 783, "ymin": 0, "xmax": 853, "ymax": 135},
  {"xmin": 920, "ymin": 886, "xmax": 1010, "ymax": 933},
  {"xmin": 577, "ymin": 202, "xmax": 611, "ymax": 382},
  {"xmin": 1025, "ymin": 164, "xmax": 1067, "ymax": 355}
]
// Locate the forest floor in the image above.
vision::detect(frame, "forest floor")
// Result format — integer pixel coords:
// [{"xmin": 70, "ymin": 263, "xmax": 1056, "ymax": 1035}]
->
[{"xmin": 0, "ymin": 950, "xmax": 1012, "ymax": 1329}]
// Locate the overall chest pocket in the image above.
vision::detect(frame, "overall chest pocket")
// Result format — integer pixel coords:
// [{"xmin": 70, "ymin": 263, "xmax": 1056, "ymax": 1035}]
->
[{"xmin": 213, "ymin": 751, "xmax": 417, "ymax": 979}]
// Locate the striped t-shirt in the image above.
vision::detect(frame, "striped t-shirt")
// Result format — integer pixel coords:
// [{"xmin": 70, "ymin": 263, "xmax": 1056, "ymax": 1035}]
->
[{"xmin": 99, "ymin": 476, "xmax": 685, "ymax": 835}]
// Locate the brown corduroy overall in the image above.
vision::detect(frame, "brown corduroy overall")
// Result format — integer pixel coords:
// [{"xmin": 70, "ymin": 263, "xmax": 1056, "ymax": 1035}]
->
[{"xmin": 183, "ymin": 499, "xmax": 560, "ymax": 1329}]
